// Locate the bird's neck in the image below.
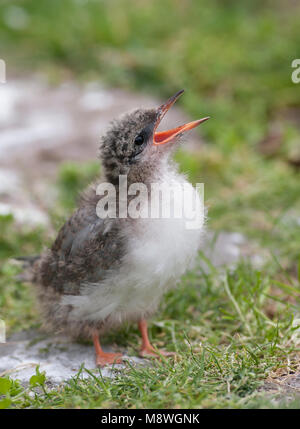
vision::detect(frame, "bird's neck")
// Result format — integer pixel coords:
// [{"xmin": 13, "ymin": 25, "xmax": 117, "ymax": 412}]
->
[{"xmin": 122, "ymin": 155, "xmax": 178, "ymax": 188}]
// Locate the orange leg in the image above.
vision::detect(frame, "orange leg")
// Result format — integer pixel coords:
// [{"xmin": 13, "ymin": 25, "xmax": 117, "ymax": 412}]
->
[
  {"xmin": 138, "ymin": 319, "xmax": 176, "ymax": 359},
  {"xmin": 93, "ymin": 333, "xmax": 122, "ymax": 367}
]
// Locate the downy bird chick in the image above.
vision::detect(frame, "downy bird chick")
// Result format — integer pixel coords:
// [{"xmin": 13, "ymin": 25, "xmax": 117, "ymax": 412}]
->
[{"xmin": 26, "ymin": 90, "xmax": 209, "ymax": 366}]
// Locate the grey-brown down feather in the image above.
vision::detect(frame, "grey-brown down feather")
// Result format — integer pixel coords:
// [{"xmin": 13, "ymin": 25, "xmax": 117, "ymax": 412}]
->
[{"xmin": 36, "ymin": 186, "xmax": 126, "ymax": 296}]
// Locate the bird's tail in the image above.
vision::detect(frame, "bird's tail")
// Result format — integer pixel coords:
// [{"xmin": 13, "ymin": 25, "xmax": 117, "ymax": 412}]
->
[{"xmin": 13, "ymin": 255, "xmax": 41, "ymax": 282}]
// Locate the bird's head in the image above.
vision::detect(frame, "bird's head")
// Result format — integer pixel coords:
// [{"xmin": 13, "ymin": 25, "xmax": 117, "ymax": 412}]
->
[{"xmin": 99, "ymin": 90, "xmax": 209, "ymax": 184}]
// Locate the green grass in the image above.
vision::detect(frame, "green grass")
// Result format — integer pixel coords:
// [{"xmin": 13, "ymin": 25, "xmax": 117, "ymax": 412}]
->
[
  {"xmin": 0, "ymin": 0, "xmax": 300, "ymax": 409},
  {"xmin": 1, "ymin": 243, "xmax": 300, "ymax": 408}
]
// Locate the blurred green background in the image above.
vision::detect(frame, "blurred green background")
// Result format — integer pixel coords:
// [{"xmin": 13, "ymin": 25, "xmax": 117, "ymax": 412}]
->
[
  {"xmin": 1, "ymin": 0, "xmax": 299, "ymax": 145},
  {"xmin": 1, "ymin": 0, "xmax": 299, "ymax": 264},
  {"xmin": 0, "ymin": 0, "xmax": 300, "ymax": 408}
]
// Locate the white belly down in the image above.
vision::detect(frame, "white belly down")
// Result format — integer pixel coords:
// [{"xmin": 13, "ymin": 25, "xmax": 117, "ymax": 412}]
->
[{"xmin": 61, "ymin": 177, "xmax": 205, "ymax": 324}]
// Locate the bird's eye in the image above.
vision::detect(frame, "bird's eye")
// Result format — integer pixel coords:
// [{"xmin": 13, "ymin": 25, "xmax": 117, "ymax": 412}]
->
[{"xmin": 134, "ymin": 134, "xmax": 144, "ymax": 145}]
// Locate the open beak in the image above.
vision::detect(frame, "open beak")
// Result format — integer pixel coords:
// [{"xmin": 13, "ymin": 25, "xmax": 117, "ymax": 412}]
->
[{"xmin": 153, "ymin": 89, "xmax": 209, "ymax": 145}]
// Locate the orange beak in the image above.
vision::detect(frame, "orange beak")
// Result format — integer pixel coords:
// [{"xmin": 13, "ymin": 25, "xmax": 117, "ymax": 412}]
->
[{"xmin": 153, "ymin": 89, "xmax": 209, "ymax": 145}]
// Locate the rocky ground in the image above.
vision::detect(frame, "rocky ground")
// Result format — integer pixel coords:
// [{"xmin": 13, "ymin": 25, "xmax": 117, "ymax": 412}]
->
[{"xmin": 0, "ymin": 329, "xmax": 145, "ymax": 385}]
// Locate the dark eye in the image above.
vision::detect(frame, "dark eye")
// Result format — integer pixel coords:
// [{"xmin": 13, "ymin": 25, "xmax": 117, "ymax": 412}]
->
[{"xmin": 134, "ymin": 134, "xmax": 144, "ymax": 145}]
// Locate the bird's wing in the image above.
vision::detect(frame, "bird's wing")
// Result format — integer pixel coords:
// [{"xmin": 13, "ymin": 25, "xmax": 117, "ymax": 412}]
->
[{"xmin": 38, "ymin": 204, "xmax": 124, "ymax": 294}]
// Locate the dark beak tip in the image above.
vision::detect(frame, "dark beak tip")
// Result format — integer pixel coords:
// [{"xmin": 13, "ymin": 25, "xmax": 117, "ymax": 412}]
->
[
  {"xmin": 171, "ymin": 89, "xmax": 185, "ymax": 102},
  {"xmin": 176, "ymin": 89, "xmax": 185, "ymax": 97}
]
